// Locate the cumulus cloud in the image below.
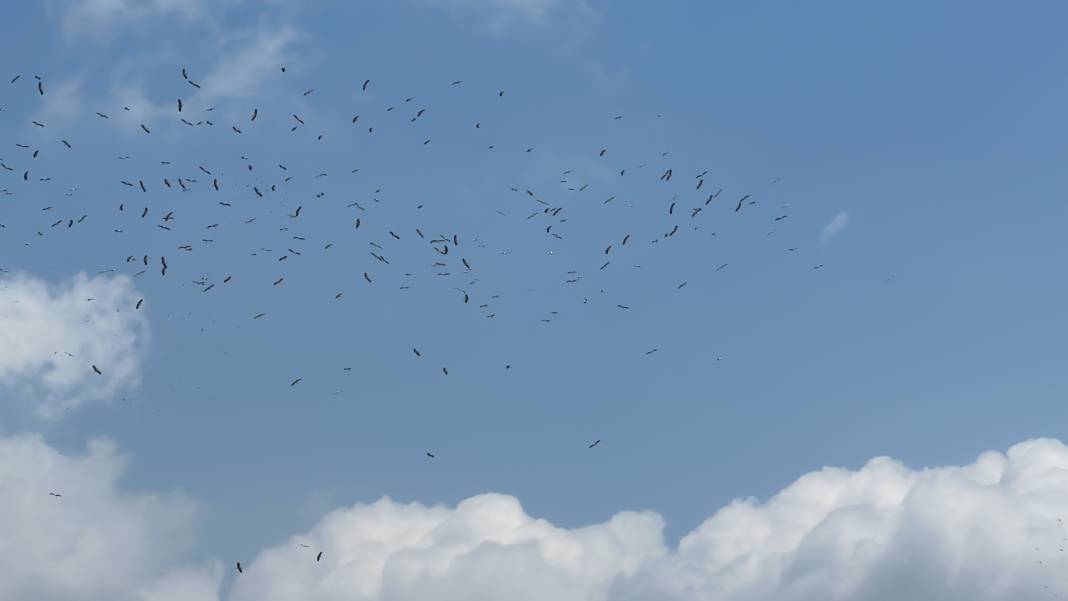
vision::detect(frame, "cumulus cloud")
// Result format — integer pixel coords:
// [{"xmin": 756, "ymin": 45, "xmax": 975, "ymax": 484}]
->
[
  {"xmin": 57, "ymin": 0, "xmax": 208, "ymax": 39},
  {"xmin": 6, "ymin": 434, "xmax": 1068, "ymax": 600},
  {"xmin": 0, "ymin": 272, "xmax": 149, "ymax": 417},
  {"xmin": 0, "ymin": 432, "xmax": 219, "ymax": 601},
  {"xmin": 227, "ymin": 439, "xmax": 1068, "ymax": 601},
  {"xmin": 821, "ymin": 211, "xmax": 850, "ymax": 242}
]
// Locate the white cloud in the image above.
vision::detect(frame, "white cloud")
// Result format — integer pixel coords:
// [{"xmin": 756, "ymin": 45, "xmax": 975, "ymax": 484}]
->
[
  {"xmin": 6, "ymin": 433, "xmax": 1068, "ymax": 600},
  {"xmin": 58, "ymin": 0, "xmax": 208, "ymax": 39},
  {"xmin": 0, "ymin": 272, "xmax": 149, "ymax": 418},
  {"xmin": 229, "ymin": 493, "xmax": 665, "ymax": 601},
  {"xmin": 0, "ymin": 432, "xmax": 219, "ymax": 601},
  {"xmin": 227, "ymin": 439, "xmax": 1068, "ymax": 601},
  {"xmin": 821, "ymin": 211, "xmax": 849, "ymax": 242}
]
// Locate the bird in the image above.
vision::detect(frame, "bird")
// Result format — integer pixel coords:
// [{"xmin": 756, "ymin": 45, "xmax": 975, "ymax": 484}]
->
[
  {"xmin": 49, "ymin": 492, "xmax": 62, "ymax": 497},
  {"xmin": 588, "ymin": 440, "xmax": 601, "ymax": 448},
  {"xmin": 362, "ymin": 79, "xmax": 370, "ymax": 91},
  {"xmin": 316, "ymin": 551, "xmax": 323, "ymax": 562},
  {"xmin": 92, "ymin": 365, "xmax": 102, "ymax": 375},
  {"xmin": 236, "ymin": 562, "xmax": 243, "ymax": 574},
  {"xmin": 426, "ymin": 451, "xmax": 435, "ymax": 458},
  {"xmin": 291, "ymin": 378, "xmax": 302, "ymax": 386}
]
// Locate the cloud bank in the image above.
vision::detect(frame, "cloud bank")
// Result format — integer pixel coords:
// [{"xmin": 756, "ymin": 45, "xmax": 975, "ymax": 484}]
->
[
  {"xmin": 0, "ymin": 272, "xmax": 149, "ymax": 417},
  {"xmin": 5, "ymin": 431, "xmax": 1068, "ymax": 599},
  {"xmin": 225, "ymin": 439, "xmax": 1068, "ymax": 600}
]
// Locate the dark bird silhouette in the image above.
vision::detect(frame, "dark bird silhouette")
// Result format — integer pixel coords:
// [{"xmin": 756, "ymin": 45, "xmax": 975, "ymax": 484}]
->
[
  {"xmin": 588, "ymin": 439, "xmax": 601, "ymax": 448},
  {"xmin": 236, "ymin": 562, "xmax": 243, "ymax": 574},
  {"xmin": 426, "ymin": 452, "xmax": 435, "ymax": 458},
  {"xmin": 362, "ymin": 79, "xmax": 370, "ymax": 91},
  {"xmin": 291, "ymin": 378, "xmax": 302, "ymax": 386},
  {"xmin": 92, "ymin": 365, "xmax": 102, "ymax": 375},
  {"xmin": 316, "ymin": 551, "xmax": 323, "ymax": 562}
]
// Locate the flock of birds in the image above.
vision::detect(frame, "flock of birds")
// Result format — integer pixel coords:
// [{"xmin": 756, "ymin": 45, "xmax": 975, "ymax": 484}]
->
[{"xmin": 1, "ymin": 65, "xmax": 824, "ymax": 576}]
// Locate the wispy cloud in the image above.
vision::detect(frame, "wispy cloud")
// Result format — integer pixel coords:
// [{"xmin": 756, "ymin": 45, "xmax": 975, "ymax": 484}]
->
[
  {"xmin": 425, "ymin": 0, "xmax": 597, "ymax": 33},
  {"xmin": 57, "ymin": 0, "xmax": 208, "ymax": 40},
  {"xmin": 0, "ymin": 272, "xmax": 149, "ymax": 418},
  {"xmin": 821, "ymin": 210, "xmax": 849, "ymax": 242},
  {"xmin": 197, "ymin": 25, "xmax": 301, "ymax": 100}
]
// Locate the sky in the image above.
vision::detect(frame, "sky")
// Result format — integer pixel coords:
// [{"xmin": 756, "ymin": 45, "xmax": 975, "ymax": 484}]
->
[{"xmin": 3, "ymin": 1, "xmax": 1068, "ymax": 599}]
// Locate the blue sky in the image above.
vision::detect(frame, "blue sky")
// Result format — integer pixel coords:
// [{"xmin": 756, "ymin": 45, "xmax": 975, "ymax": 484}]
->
[{"xmin": 3, "ymin": 2, "xmax": 1068, "ymax": 599}]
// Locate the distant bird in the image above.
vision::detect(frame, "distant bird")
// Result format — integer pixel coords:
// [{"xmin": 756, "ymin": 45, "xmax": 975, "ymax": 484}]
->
[
  {"xmin": 588, "ymin": 439, "xmax": 601, "ymax": 448},
  {"xmin": 49, "ymin": 492, "xmax": 62, "ymax": 497},
  {"xmin": 92, "ymin": 365, "xmax": 102, "ymax": 375},
  {"xmin": 426, "ymin": 451, "xmax": 435, "ymax": 458},
  {"xmin": 291, "ymin": 378, "xmax": 302, "ymax": 386},
  {"xmin": 316, "ymin": 551, "xmax": 323, "ymax": 562},
  {"xmin": 362, "ymin": 79, "xmax": 370, "ymax": 91},
  {"xmin": 236, "ymin": 562, "xmax": 243, "ymax": 574}
]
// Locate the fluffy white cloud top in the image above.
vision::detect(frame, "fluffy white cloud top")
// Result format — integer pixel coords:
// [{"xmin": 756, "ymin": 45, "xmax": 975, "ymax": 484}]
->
[
  {"xmin": 0, "ymin": 433, "xmax": 220, "ymax": 601},
  {"xmin": 228, "ymin": 438, "xmax": 1068, "ymax": 601},
  {"xmin": 5, "ymin": 433, "xmax": 1068, "ymax": 600},
  {"xmin": 0, "ymin": 272, "xmax": 149, "ymax": 417}
]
